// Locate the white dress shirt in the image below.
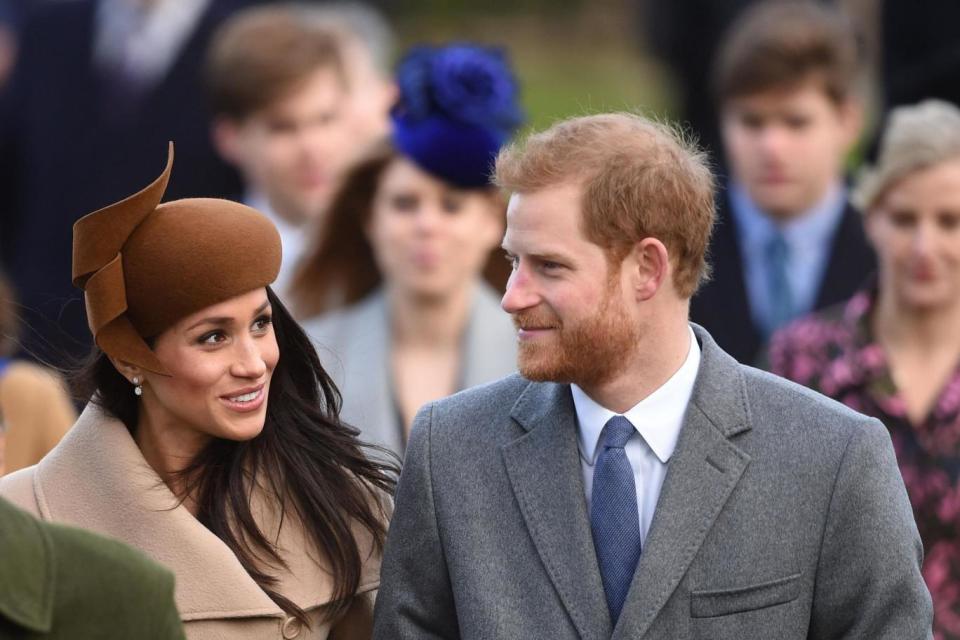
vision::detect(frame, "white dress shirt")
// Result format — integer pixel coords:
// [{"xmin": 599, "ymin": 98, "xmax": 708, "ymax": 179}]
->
[
  {"xmin": 245, "ymin": 191, "xmax": 307, "ymax": 302},
  {"xmin": 728, "ymin": 180, "xmax": 847, "ymax": 335},
  {"xmin": 573, "ymin": 325, "xmax": 701, "ymax": 545},
  {"xmin": 94, "ymin": 0, "xmax": 210, "ymax": 88}
]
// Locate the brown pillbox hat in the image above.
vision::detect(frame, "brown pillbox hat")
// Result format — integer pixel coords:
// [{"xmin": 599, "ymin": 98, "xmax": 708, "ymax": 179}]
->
[{"xmin": 72, "ymin": 143, "xmax": 281, "ymax": 375}]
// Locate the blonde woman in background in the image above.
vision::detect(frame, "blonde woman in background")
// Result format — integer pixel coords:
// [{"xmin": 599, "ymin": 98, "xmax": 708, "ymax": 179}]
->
[
  {"xmin": 768, "ymin": 99, "xmax": 960, "ymax": 637},
  {"xmin": 0, "ymin": 272, "xmax": 76, "ymax": 475}
]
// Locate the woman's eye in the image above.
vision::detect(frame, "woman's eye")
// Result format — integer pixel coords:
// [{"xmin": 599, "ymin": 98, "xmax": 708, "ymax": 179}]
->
[
  {"xmin": 390, "ymin": 194, "xmax": 418, "ymax": 211},
  {"xmin": 252, "ymin": 315, "xmax": 273, "ymax": 332},
  {"xmin": 441, "ymin": 196, "xmax": 465, "ymax": 213},
  {"xmin": 198, "ymin": 331, "xmax": 226, "ymax": 345}
]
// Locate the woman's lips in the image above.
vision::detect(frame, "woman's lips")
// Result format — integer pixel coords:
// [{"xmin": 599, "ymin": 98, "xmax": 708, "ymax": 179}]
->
[
  {"xmin": 219, "ymin": 385, "xmax": 266, "ymax": 413},
  {"xmin": 411, "ymin": 250, "xmax": 440, "ymax": 269}
]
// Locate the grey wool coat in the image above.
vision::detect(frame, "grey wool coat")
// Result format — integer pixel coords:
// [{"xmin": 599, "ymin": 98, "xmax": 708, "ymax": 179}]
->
[
  {"xmin": 303, "ymin": 282, "xmax": 517, "ymax": 456},
  {"xmin": 373, "ymin": 324, "xmax": 933, "ymax": 640}
]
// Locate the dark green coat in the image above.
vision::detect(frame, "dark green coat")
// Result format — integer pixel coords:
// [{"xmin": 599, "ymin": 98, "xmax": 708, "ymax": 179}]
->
[{"xmin": 0, "ymin": 497, "xmax": 185, "ymax": 639}]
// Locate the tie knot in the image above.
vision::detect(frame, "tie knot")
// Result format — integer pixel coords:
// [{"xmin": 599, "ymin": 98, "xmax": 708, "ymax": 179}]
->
[{"xmin": 601, "ymin": 415, "xmax": 634, "ymax": 449}]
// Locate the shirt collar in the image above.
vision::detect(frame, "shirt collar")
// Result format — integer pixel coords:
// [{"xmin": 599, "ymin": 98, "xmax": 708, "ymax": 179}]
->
[
  {"xmin": 573, "ymin": 325, "xmax": 701, "ymax": 466},
  {"xmin": 245, "ymin": 190, "xmax": 301, "ymax": 238},
  {"xmin": 729, "ymin": 180, "xmax": 847, "ymax": 254}
]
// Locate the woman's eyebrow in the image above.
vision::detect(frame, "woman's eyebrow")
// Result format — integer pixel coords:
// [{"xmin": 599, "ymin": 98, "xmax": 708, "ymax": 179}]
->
[{"xmin": 186, "ymin": 300, "xmax": 271, "ymax": 331}]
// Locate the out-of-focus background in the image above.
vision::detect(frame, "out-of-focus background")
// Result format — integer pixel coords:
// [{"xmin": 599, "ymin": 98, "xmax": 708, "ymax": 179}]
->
[{"xmin": 3, "ymin": 0, "xmax": 959, "ymax": 370}]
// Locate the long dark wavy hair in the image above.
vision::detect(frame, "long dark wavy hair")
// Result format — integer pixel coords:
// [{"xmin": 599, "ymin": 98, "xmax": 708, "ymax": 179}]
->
[{"xmin": 73, "ymin": 287, "xmax": 398, "ymax": 626}]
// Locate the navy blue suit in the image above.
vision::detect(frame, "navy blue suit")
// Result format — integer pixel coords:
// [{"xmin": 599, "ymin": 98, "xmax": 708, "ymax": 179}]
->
[
  {"xmin": 690, "ymin": 186, "xmax": 875, "ymax": 365},
  {"xmin": 0, "ymin": 0, "xmax": 253, "ymax": 365}
]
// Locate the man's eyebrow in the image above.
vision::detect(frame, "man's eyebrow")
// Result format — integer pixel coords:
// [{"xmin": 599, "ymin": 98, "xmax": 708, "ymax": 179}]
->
[{"xmin": 500, "ymin": 245, "xmax": 572, "ymax": 266}]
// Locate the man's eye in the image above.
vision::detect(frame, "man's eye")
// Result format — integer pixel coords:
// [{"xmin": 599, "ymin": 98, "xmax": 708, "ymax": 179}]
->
[
  {"xmin": 267, "ymin": 121, "xmax": 296, "ymax": 134},
  {"xmin": 889, "ymin": 211, "xmax": 917, "ymax": 228},
  {"xmin": 784, "ymin": 116, "xmax": 810, "ymax": 130},
  {"xmin": 938, "ymin": 213, "xmax": 960, "ymax": 231}
]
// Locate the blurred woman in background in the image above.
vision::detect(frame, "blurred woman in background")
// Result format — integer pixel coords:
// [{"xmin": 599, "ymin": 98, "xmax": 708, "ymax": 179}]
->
[
  {"xmin": 0, "ymin": 146, "xmax": 395, "ymax": 639},
  {"xmin": 0, "ymin": 272, "xmax": 76, "ymax": 475},
  {"xmin": 291, "ymin": 44, "xmax": 523, "ymax": 455},
  {"xmin": 768, "ymin": 99, "xmax": 960, "ymax": 638}
]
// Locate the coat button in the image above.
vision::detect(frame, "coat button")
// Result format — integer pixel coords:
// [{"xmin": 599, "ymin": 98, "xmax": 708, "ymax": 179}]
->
[{"xmin": 281, "ymin": 615, "xmax": 302, "ymax": 639}]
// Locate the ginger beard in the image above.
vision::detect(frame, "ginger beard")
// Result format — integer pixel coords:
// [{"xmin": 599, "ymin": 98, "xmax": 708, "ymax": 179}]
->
[{"xmin": 512, "ymin": 277, "xmax": 640, "ymax": 388}]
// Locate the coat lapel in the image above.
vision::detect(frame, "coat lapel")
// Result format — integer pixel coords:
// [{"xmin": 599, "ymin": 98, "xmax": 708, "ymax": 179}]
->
[
  {"xmin": 613, "ymin": 326, "xmax": 752, "ymax": 639},
  {"xmin": 814, "ymin": 201, "xmax": 876, "ymax": 310},
  {"xmin": 346, "ymin": 292, "xmax": 401, "ymax": 454},
  {"xmin": 32, "ymin": 405, "xmax": 346, "ymax": 622},
  {"xmin": 502, "ymin": 381, "xmax": 612, "ymax": 640}
]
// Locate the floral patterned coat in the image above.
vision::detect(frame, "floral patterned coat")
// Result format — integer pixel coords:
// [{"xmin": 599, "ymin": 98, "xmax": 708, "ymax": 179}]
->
[{"xmin": 768, "ymin": 288, "xmax": 960, "ymax": 639}]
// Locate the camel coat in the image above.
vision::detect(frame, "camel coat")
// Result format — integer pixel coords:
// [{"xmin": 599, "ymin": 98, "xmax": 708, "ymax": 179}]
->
[
  {"xmin": 0, "ymin": 361, "xmax": 76, "ymax": 475},
  {"xmin": 0, "ymin": 405, "xmax": 381, "ymax": 640}
]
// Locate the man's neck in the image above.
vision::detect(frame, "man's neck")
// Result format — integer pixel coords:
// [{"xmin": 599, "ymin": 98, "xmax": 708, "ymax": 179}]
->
[
  {"xmin": 246, "ymin": 189, "xmax": 306, "ymax": 229},
  {"xmin": 731, "ymin": 179, "xmax": 843, "ymax": 225},
  {"xmin": 579, "ymin": 315, "xmax": 692, "ymax": 414}
]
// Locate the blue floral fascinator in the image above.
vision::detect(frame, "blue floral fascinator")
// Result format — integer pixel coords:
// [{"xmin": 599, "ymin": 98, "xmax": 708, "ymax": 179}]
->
[{"xmin": 391, "ymin": 43, "xmax": 525, "ymax": 188}]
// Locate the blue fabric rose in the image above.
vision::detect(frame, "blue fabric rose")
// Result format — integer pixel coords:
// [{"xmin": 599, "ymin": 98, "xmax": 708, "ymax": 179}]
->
[
  {"xmin": 430, "ymin": 45, "xmax": 523, "ymax": 131},
  {"xmin": 394, "ymin": 43, "xmax": 524, "ymax": 134},
  {"xmin": 391, "ymin": 43, "xmax": 525, "ymax": 188}
]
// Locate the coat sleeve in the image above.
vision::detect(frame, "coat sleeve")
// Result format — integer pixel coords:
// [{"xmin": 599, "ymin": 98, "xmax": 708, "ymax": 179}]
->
[
  {"xmin": 809, "ymin": 418, "xmax": 933, "ymax": 639},
  {"xmin": 372, "ymin": 403, "xmax": 460, "ymax": 639},
  {"xmin": 152, "ymin": 570, "xmax": 187, "ymax": 640}
]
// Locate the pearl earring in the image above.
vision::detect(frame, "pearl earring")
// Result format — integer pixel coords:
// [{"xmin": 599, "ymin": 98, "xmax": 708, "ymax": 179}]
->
[{"xmin": 133, "ymin": 376, "xmax": 143, "ymax": 397}]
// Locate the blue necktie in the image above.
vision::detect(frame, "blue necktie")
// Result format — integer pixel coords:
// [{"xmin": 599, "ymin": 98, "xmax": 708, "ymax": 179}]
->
[
  {"xmin": 764, "ymin": 231, "xmax": 794, "ymax": 335},
  {"xmin": 590, "ymin": 415, "xmax": 642, "ymax": 625}
]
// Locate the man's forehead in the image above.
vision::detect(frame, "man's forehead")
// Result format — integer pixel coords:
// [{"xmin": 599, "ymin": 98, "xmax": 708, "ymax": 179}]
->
[{"xmin": 503, "ymin": 192, "xmax": 587, "ymax": 255}]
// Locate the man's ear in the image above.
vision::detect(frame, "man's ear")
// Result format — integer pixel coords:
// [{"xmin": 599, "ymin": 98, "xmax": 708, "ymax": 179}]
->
[
  {"xmin": 211, "ymin": 116, "xmax": 244, "ymax": 167},
  {"xmin": 628, "ymin": 238, "xmax": 670, "ymax": 301},
  {"xmin": 838, "ymin": 97, "xmax": 865, "ymax": 152}
]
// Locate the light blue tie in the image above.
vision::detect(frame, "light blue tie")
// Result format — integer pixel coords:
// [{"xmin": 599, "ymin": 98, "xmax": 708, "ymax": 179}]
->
[
  {"xmin": 590, "ymin": 415, "xmax": 642, "ymax": 625},
  {"xmin": 764, "ymin": 231, "xmax": 794, "ymax": 335}
]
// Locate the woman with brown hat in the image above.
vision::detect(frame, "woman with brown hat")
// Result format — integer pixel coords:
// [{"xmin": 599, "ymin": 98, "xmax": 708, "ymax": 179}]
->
[
  {"xmin": 0, "ymin": 144, "xmax": 396, "ymax": 640},
  {"xmin": 290, "ymin": 44, "xmax": 523, "ymax": 456}
]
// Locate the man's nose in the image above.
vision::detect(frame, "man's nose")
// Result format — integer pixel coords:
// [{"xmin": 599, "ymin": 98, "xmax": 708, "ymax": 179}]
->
[{"xmin": 501, "ymin": 265, "xmax": 539, "ymax": 313}]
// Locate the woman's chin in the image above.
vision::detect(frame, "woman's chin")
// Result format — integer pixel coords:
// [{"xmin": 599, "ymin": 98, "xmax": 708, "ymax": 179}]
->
[{"xmin": 212, "ymin": 411, "xmax": 268, "ymax": 442}]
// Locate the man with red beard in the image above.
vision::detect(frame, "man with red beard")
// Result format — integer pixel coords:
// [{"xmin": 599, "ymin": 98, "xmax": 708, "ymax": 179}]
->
[{"xmin": 373, "ymin": 113, "xmax": 932, "ymax": 639}]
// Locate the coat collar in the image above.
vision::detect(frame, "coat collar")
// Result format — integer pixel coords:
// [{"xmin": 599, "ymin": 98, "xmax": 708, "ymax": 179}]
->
[
  {"xmin": 0, "ymin": 498, "xmax": 54, "ymax": 633},
  {"xmin": 504, "ymin": 324, "xmax": 752, "ymax": 639},
  {"xmin": 32, "ymin": 405, "xmax": 377, "ymax": 622}
]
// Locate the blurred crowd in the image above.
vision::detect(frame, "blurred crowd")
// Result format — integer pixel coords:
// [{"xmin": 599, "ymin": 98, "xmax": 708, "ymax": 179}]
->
[{"xmin": 0, "ymin": 0, "xmax": 958, "ymax": 637}]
